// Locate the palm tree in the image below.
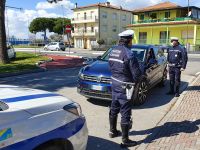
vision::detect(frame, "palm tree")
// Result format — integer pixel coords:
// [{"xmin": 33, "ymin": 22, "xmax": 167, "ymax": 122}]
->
[{"xmin": 0, "ymin": 0, "xmax": 9, "ymax": 64}]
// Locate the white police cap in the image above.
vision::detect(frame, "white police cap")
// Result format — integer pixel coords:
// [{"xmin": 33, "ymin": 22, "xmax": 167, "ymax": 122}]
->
[
  {"xmin": 170, "ymin": 37, "xmax": 179, "ymax": 41},
  {"xmin": 118, "ymin": 30, "xmax": 134, "ymax": 38}
]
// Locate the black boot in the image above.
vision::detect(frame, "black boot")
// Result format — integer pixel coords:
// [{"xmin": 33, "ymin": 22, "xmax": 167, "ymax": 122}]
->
[
  {"xmin": 166, "ymin": 82, "xmax": 175, "ymax": 95},
  {"xmin": 109, "ymin": 116, "xmax": 121, "ymax": 138},
  {"xmin": 121, "ymin": 124, "xmax": 137, "ymax": 147},
  {"xmin": 175, "ymin": 85, "xmax": 180, "ymax": 97}
]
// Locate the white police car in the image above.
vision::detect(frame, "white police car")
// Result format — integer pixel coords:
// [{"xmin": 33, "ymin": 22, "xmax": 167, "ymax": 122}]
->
[{"xmin": 0, "ymin": 85, "xmax": 88, "ymax": 150}]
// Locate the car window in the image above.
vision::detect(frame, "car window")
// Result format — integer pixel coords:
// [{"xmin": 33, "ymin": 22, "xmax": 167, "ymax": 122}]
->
[
  {"xmin": 59, "ymin": 43, "xmax": 64, "ymax": 45},
  {"xmin": 131, "ymin": 48, "xmax": 146, "ymax": 62},
  {"xmin": 100, "ymin": 46, "xmax": 146, "ymax": 62}
]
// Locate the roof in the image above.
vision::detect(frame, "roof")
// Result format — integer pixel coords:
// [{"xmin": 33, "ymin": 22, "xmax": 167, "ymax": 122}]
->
[
  {"xmin": 72, "ymin": 2, "xmax": 132, "ymax": 13},
  {"xmin": 133, "ymin": 1, "xmax": 181, "ymax": 13}
]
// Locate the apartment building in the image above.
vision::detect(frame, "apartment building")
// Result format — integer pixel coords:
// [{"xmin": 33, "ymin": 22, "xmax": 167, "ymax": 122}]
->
[
  {"xmin": 71, "ymin": 2, "xmax": 133, "ymax": 49},
  {"xmin": 128, "ymin": 2, "xmax": 200, "ymax": 51}
]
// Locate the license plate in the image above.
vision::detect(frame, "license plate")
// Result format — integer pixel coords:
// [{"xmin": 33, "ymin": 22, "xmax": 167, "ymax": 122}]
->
[{"xmin": 92, "ymin": 85, "xmax": 102, "ymax": 91}]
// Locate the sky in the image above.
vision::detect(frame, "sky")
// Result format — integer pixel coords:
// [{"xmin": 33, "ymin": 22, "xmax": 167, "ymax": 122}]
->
[{"xmin": 5, "ymin": 0, "xmax": 200, "ymax": 39}]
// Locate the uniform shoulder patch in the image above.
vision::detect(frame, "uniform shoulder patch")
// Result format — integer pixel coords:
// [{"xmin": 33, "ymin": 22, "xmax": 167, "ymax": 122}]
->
[{"xmin": 0, "ymin": 128, "xmax": 13, "ymax": 141}]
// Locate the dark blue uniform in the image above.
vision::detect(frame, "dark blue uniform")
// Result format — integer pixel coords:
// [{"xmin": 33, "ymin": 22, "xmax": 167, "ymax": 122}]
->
[
  {"xmin": 108, "ymin": 44, "xmax": 141, "ymax": 125},
  {"xmin": 167, "ymin": 45, "xmax": 187, "ymax": 95}
]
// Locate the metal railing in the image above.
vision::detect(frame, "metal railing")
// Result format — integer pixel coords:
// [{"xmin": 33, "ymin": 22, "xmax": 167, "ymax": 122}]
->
[
  {"xmin": 132, "ymin": 17, "xmax": 194, "ymax": 24},
  {"xmin": 72, "ymin": 16, "xmax": 98, "ymax": 21}
]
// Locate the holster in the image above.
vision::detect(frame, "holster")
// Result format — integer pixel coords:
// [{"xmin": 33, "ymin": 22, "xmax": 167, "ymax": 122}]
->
[{"xmin": 122, "ymin": 84, "xmax": 134, "ymax": 100}]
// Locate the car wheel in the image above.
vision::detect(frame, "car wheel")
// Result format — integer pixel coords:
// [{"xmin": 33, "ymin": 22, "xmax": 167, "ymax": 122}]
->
[
  {"xmin": 132, "ymin": 80, "xmax": 148, "ymax": 106},
  {"xmin": 56, "ymin": 48, "xmax": 60, "ymax": 51},
  {"xmin": 44, "ymin": 47, "xmax": 48, "ymax": 51},
  {"xmin": 37, "ymin": 143, "xmax": 69, "ymax": 150},
  {"xmin": 159, "ymin": 67, "xmax": 167, "ymax": 87}
]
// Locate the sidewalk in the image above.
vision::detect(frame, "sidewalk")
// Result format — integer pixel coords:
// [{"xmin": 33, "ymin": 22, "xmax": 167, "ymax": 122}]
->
[
  {"xmin": 39, "ymin": 55, "xmax": 85, "ymax": 69},
  {"xmin": 137, "ymin": 75, "xmax": 200, "ymax": 150}
]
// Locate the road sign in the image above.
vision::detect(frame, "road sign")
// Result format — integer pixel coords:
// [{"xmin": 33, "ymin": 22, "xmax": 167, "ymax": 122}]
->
[{"xmin": 65, "ymin": 25, "xmax": 71, "ymax": 33}]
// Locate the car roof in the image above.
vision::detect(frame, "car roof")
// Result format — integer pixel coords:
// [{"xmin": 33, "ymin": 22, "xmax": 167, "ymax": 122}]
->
[{"xmin": 132, "ymin": 44, "xmax": 156, "ymax": 49}]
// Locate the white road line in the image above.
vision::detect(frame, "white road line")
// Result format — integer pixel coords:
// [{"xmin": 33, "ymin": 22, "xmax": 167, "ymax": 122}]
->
[
  {"xmin": 92, "ymin": 52, "xmax": 104, "ymax": 55},
  {"xmin": 195, "ymin": 72, "xmax": 200, "ymax": 76}
]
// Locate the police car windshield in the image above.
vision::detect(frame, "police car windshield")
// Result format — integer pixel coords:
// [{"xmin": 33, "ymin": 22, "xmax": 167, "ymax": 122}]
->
[{"xmin": 100, "ymin": 47, "xmax": 145, "ymax": 62}]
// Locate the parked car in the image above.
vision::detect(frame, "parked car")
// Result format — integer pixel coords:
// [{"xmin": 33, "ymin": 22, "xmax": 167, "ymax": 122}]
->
[
  {"xmin": 0, "ymin": 85, "xmax": 88, "ymax": 150},
  {"xmin": 7, "ymin": 43, "xmax": 16, "ymax": 59},
  {"xmin": 44, "ymin": 42, "xmax": 65, "ymax": 51},
  {"xmin": 77, "ymin": 44, "xmax": 167, "ymax": 105}
]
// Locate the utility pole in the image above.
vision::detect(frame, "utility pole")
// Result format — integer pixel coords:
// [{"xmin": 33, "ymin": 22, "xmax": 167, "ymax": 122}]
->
[
  {"xmin": 61, "ymin": 5, "xmax": 65, "ymax": 43},
  {"xmin": 186, "ymin": 0, "xmax": 190, "ymax": 51}
]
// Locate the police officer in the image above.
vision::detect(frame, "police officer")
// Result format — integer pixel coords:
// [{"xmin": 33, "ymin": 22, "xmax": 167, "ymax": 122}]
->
[
  {"xmin": 166, "ymin": 37, "xmax": 188, "ymax": 97},
  {"xmin": 108, "ymin": 30, "xmax": 142, "ymax": 147}
]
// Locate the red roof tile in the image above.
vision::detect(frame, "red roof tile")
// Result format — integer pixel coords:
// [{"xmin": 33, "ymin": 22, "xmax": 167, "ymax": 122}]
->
[{"xmin": 133, "ymin": 2, "xmax": 181, "ymax": 13}]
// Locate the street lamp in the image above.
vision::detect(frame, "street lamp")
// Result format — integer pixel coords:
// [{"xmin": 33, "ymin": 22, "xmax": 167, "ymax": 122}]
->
[{"xmin": 47, "ymin": 0, "xmax": 62, "ymax": 3}]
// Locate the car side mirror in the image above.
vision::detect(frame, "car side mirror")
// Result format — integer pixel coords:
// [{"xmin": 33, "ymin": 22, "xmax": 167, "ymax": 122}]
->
[{"xmin": 97, "ymin": 56, "xmax": 101, "ymax": 60}]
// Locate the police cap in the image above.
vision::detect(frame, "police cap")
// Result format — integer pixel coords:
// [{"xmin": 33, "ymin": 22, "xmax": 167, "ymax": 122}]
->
[
  {"xmin": 170, "ymin": 37, "xmax": 179, "ymax": 42},
  {"xmin": 118, "ymin": 30, "xmax": 134, "ymax": 39}
]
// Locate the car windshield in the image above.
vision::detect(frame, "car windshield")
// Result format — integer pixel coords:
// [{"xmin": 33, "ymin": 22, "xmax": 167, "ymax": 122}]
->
[{"xmin": 100, "ymin": 46, "xmax": 146, "ymax": 62}]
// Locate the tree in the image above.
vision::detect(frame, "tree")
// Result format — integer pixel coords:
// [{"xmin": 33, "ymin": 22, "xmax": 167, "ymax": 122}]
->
[
  {"xmin": 49, "ymin": 33, "xmax": 62, "ymax": 42},
  {"xmin": 0, "ymin": 0, "xmax": 9, "ymax": 64},
  {"xmin": 53, "ymin": 18, "xmax": 71, "ymax": 35},
  {"xmin": 29, "ymin": 17, "xmax": 55, "ymax": 43}
]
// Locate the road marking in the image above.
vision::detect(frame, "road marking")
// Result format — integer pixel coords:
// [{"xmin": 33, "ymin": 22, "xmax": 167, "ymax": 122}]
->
[
  {"xmin": 195, "ymin": 72, "xmax": 200, "ymax": 76},
  {"xmin": 92, "ymin": 52, "xmax": 104, "ymax": 55}
]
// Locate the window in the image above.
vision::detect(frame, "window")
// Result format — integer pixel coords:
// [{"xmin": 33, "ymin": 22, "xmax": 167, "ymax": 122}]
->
[
  {"xmin": 102, "ymin": 11, "xmax": 107, "ymax": 18},
  {"xmin": 112, "ymin": 13, "xmax": 117, "ymax": 20},
  {"xmin": 77, "ymin": 13, "xmax": 80, "ymax": 19},
  {"xmin": 139, "ymin": 32, "xmax": 147, "ymax": 44},
  {"xmin": 84, "ymin": 12, "xmax": 87, "ymax": 20},
  {"xmin": 160, "ymin": 31, "xmax": 170, "ymax": 44},
  {"xmin": 90, "ymin": 11, "xmax": 94, "ymax": 19},
  {"xmin": 102, "ymin": 25, "xmax": 107, "ymax": 32},
  {"xmin": 122, "ymin": 14, "xmax": 126, "ymax": 21},
  {"xmin": 165, "ymin": 11, "xmax": 170, "ymax": 18},
  {"xmin": 112, "ymin": 25, "xmax": 117, "ymax": 32},
  {"xmin": 91, "ymin": 26, "xmax": 94, "ymax": 32},
  {"xmin": 150, "ymin": 13, "xmax": 157, "ymax": 19},
  {"xmin": 139, "ymin": 14, "xmax": 144, "ymax": 20},
  {"xmin": 84, "ymin": 23, "xmax": 87, "ymax": 32},
  {"xmin": 182, "ymin": 30, "xmax": 194, "ymax": 39}
]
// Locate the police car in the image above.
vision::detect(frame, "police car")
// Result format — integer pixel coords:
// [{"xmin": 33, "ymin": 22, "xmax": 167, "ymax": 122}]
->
[{"xmin": 0, "ymin": 85, "xmax": 88, "ymax": 150}]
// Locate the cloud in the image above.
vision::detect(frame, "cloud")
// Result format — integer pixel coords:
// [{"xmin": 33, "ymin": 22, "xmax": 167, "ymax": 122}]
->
[
  {"xmin": 109, "ymin": 0, "xmax": 163, "ymax": 10},
  {"xmin": 5, "ymin": 0, "xmax": 75, "ymax": 39},
  {"xmin": 36, "ymin": 0, "xmax": 74, "ymax": 10},
  {"xmin": 5, "ymin": 9, "xmax": 61, "ymax": 39}
]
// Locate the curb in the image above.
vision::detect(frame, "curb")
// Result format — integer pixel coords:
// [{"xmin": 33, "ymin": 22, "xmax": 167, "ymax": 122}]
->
[
  {"xmin": 65, "ymin": 54, "xmax": 84, "ymax": 58},
  {"xmin": 0, "ymin": 68, "xmax": 46, "ymax": 78},
  {"xmin": 136, "ymin": 74, "xmax": 200, "ymax": 150}
]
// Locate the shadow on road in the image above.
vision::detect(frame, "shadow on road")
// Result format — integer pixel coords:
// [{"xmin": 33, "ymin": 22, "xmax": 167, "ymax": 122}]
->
[
  {"xmin": 130, "ymin": 119, "xmax": 200, "ymax": 145},
  {"xmin": 87, "ymin": 135, "xmax": 129, "ymax": 150},
  {"xmin": 87, "ymin": 81, "xmax": 189, "ymax": 109},
  {"xmin": 0, "ymin": 67, "xmax": 81, "ymax": 92}
]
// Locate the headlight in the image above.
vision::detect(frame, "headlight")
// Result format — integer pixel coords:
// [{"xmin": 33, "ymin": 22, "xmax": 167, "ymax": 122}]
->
[
  {"xmin": 63, "ymin": 103, "xmax": 82, "ymax": 116},
  {"xmin": 78, "ymin": 69, "xmax": 84, "ymax": 79}
]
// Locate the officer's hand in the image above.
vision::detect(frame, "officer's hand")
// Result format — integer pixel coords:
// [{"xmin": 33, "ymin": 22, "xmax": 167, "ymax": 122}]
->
[{"xmin": 180, "ymin": 68, "xmax": 185, "ymax": 71}]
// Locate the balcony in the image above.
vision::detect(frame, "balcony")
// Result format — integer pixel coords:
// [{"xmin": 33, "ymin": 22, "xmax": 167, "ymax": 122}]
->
[
  {"xmin": 72, "ymin": 30, "xmax": 98, "ymax": 37},
  {"xmin": 132, "ymin": 17, "xmax": 194, "ymax": 24},
  {"xmin": 71, "ymin": 16, "xmax": 99, "ymax": 24}
]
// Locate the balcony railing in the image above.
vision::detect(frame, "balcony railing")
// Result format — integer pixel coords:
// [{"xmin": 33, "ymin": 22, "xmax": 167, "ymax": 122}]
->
[
  {"xmin": 132, "ymin": 17, "xmax": 194, "ymax": 24},
  {"xmin": 71, "ymin": 16, "xmax": 99, "ymax": 22},
  {"xmin": 72, "ymin": 30, "xmax": 98, "ymax": 36}
]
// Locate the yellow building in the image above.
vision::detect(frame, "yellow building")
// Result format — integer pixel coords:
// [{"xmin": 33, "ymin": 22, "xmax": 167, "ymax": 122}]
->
[
  {"xmin": 71, "ymin": 2, "xmax": 133, "ymax": 49},
  {"xmin": 128, "ymin": 2, "xmax": 200, "ymax": 51}
]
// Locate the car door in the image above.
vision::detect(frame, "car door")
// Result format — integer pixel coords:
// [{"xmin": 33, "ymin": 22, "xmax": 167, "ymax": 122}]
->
[{"xmin": 145, "ymin": 47, "xmax": 160, "ymax": 87}]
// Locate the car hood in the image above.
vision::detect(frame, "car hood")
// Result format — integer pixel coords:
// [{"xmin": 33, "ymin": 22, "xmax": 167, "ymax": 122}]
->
[
  {"xmin": 82, "ymin": 60, "xmax": 145, "ymax": 77},
  {"xmin": 0, "ymin": 85, "xmax": 73, "ymax": 116},
  {"xmin": 83, "ymin": 60, "xmax": 111, "ymax": 77}
]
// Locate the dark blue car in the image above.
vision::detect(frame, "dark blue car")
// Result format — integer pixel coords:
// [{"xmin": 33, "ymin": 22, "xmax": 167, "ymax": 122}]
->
[{"xmin": 77, "ymin": 44, "xmax": 167, "ymax": 105}]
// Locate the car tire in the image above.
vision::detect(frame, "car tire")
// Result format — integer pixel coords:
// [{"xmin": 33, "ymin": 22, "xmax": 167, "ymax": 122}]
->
[
  {"xmin": 37, "ymin": 143, "xmax": 69, "ymax": 150},
  {"xmin": 159, "ymin": 67, "xmax": 167, "ymax": 87},
  {"xmin": 56, "ymin": 48, "xmax": 60, "ymax": 51},
  {"xmin": 44, "ymin": 48, "xmax": 48, "ymax": 51},
  {"xmin": 132, "ymin": 79, "xmax": 148, "ymax": 106}
]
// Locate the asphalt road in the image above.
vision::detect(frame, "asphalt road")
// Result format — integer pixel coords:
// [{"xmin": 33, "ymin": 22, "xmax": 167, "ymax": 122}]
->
[{"xmin": 0, "ymin": 54, "xmax": 200, "ymax": 150}]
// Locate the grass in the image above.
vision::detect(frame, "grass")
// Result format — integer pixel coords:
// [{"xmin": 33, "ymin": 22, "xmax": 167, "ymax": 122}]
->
[{"xmin": 0, "ymin": 52, "xmax": 49, "ymax": 74}]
